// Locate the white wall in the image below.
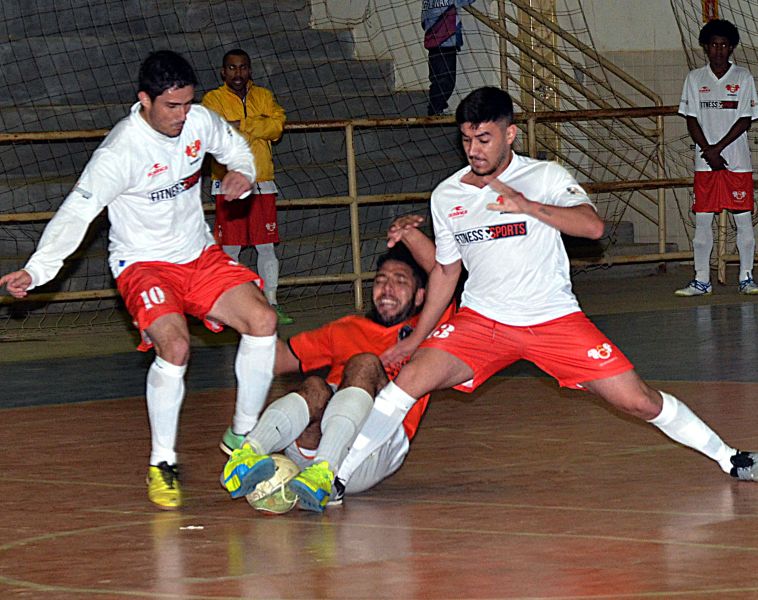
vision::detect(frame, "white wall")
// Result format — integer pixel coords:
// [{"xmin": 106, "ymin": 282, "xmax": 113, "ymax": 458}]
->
[{"xmin": 580, "ymin": 1, "xmax": 680, "ymax": 52}]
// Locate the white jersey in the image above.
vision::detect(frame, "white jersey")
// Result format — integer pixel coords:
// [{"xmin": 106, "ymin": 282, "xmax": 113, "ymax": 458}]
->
[
  {"xmin": 431, "ymin": 153, "xmax": 593, "ymax": 326},
  {"xmin": 679, "ymin": 62, "xmax": 758, "ymax": 172},
  {"xmin": 24, "ymin": 102, "xmax": 255, "ymax": 288}
]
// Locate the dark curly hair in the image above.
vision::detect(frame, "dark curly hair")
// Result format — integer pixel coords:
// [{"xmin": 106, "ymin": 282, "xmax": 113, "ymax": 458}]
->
[{"xmin": 699, "ymin": 19, "xmax": 740, "ymax": 48}]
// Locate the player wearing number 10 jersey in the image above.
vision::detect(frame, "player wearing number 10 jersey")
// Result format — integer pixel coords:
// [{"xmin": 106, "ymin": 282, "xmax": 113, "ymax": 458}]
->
[{"xmin": 0, "ymin": 51, "xmax": 279, "ymax": 510}]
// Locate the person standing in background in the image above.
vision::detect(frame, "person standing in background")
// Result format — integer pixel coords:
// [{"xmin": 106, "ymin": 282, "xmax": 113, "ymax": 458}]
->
[
  {"xmin": 202, "ymin": 49, "xmax": 294, "ymax": 323},
  {"xmin": 422, "ymin": 0, "xmax": 476, "ymax": 116},
  {"xmin": 675, "ymin": 19, "xmax": 758, "ymax": 297}
]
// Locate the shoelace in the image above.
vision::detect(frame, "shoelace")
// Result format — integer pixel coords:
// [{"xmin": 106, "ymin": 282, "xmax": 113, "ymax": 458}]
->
[{"xmin": 158, "ymin": 463, "xmax": 179, "ymax": 488}]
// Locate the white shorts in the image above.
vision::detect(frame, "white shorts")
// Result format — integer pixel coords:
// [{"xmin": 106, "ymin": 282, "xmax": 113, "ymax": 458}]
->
[{"xmin": 282, "ymin": 425, "xmax": 410, "ymax": 495}]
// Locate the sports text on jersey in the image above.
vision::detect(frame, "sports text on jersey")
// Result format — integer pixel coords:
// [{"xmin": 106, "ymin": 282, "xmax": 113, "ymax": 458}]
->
[
  {"xmin": 699, "ymin": 100, "xmax": 738, "ymax": 109},
  {"xmin": 454, "ymin": 221, "xmax": 527, "ymax": 245},
  {"xmin": 149, "ymin": 169, "xmax": 201, "ymax": 203}
]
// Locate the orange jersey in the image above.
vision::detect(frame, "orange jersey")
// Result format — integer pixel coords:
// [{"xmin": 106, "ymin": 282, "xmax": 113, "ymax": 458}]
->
[{"xmin": 289, "ymin": 303, "xmax": 456, "ymax": 440}]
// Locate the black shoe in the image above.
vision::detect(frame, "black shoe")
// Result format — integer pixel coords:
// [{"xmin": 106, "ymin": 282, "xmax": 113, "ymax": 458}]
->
[
  {"xmin": 328, "ymin": 476, "xmax": 346, "ymax": 506},
  {"xmin": 730, "ymin": 451, "xmax": 758, "ymax": 481}
]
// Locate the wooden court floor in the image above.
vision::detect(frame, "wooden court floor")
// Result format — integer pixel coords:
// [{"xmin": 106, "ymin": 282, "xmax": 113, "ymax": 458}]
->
[{"xmin": 4, "ymin": 267, "xmax": 758, "ymax": 599}]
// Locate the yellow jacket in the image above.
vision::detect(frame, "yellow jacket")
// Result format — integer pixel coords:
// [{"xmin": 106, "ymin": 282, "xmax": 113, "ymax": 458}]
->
[{"xmin": 201, "ymin": 81, "xmax": 286, "ymax": 183}]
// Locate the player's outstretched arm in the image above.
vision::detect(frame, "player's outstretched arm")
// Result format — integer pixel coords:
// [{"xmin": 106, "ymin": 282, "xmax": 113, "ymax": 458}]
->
[
  {"xmin": 386, "ymin": 214, "xmax": 436, "ymax": 274},
  {"xmin": 486, "ymin": 179, "xmax": 604, "ymax": 240},
  {"xmin": 0, "ymin": 270, "xmax": 33, "ymax": 298}
]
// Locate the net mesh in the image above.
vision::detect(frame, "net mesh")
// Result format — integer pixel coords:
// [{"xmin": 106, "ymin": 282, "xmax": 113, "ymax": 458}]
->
[{"xmin": 0, "ymin": 0, "xmax": 738, "ymax": 336}]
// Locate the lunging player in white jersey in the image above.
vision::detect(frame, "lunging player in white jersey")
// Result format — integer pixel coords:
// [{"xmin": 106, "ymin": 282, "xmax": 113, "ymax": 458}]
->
[
  {"xmin": 331, "ymin": 86, "xmax": 758, "ymax": 495},
  {"xmin": 0, "ymin": 51, "xmax": 278, "ymax": 510}
]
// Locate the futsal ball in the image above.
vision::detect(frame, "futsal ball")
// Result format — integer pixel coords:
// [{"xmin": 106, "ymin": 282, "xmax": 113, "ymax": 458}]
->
[{"xmin": 245, "ymin": 454, "xmax": 299, "ymax": 515}]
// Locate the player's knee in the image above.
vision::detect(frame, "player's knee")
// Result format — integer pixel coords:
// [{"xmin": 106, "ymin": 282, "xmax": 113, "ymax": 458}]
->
[
  {"xmin": 610, "ymin": 386, "xmax": 662, "ymax": 421},
  {"xmin": 298, "ymin": 376, "xmax": 332, "ymax": 414},
  {"xmin": 341, "ymin": 353, "xmax": 387, "ymax": 394},
  {"xmin": 238, "ymin": 301, "xmax": 277, "ymax": 336},
  {"xmin": 155, "ymin": 336, "xmax": 190, "ymax": 366}
]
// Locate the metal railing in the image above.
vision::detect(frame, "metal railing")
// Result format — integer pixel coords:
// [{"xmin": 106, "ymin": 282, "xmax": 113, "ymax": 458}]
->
[{"xmin": 0, "ymin": 106, "xmax": 705, "ymax": 315}]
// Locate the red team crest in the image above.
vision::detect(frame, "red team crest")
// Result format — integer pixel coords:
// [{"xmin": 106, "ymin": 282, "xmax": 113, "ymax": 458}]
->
[
  {"xmin": 185, "ymin": 139, "xmax": 201, "ymax": 158},
  {"xmin": 726, "ymin": 84, "xmax": 740, "ymax": 94},
  {"xmin": 587, "ymin": 343, "xmax": 613, "ymax": 360}
]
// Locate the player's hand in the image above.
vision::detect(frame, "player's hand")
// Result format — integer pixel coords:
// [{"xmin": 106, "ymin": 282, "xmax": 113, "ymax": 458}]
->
[
  {"xmin": 486, "ymin": 179, "xmax": 529, "ymax": 213},
  {"xmin": 701, "ymin": 146, "xmax": 727, "ymax": 171},
  {"xmin": 387, "ymin": 214, "xmax": 425, "ymax": 248},
  {"xmin": 0, "ymin": 269, "xmax": 32, "ymax": 298},
  {"xmin": 380, "ymin": 337, "xmax": 419, "ymax": 370},
  {"xmin": 220, "ymin": 171, "xmax": 253, "ymax": 200}
]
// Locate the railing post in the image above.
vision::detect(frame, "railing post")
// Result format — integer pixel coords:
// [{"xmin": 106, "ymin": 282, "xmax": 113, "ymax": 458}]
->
[
  {"xmin": 656, "ymin": 115, "xmax": 666, "ymax": 255},
  {"xmin": 527, "ymin": 115, "xmax": 537, "ymax": 158},
  {"xmin": 345, "ymin": 123, "xmax": 364, "ymax": 311}
]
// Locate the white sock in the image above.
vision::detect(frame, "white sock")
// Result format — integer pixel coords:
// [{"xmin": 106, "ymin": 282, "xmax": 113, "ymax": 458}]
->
[
  {"xmin": 233, "ymin": 333, "xmax": 276, "ymax": 435},
  {"xmin": 337, "ymin": 381, "xmax": 416, "ymax": 484},
  {"xmin": 648, "ymin": 391, "xmax": 735, "ymax": 472},
  {"xmin": 316, "ymin": 387, "xmax": 374, "ymax": 469},
  {"xmin": 222, "ymin": 245, "xmax": 241, "ymax": 262},
  {"xmin": 734, "ymin": 211, "xmax": 756, "ymax": 281},
  {"xmin": 693, "ymin": 212, "xmax": 714, "ymax": 283},
  {"xmin": 248, "ymin": 392, "xmax": 310, "ymax": 454},
  {"xmin": 256, "ymin": 243, "xmax": 279, "ymax": 305},
  {"xmin": 146, "ymin": 356, "xmax": 187, "ymax": 466}
]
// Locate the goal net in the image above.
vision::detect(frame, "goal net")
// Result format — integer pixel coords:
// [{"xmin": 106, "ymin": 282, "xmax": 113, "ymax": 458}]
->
[{"xmin": 0, "ymin": 0, "xmax": 727, "ymax": 337}]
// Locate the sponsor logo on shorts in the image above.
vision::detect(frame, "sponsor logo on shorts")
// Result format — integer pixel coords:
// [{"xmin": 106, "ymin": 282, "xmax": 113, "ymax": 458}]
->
[
  {"xmin": 448, "ymin": 205, "xmax": 468, "ymax": 219},
  {"xmin": 453, "ymin": 222, "xmax": 527, "ymax": 245},
  {"xmin": 700, "ymin": 100, "xmax": 738, "ymax": 109},
  {"xmin": 265, "ymin": 222, "xmax": 277, "ymax": 232},
  {"xmin": 733, "ymin": 190, "xmax": 748, "ymax": 202},
  {"xmin": 726, "ymin": 84, "xmax": 740, "ymax": 94},
  {"xmin": 149, "ymin": 168, "xmax": 201, "ymax": 203},
  {"xmin": 147, "ymin": 163, "xmax": 168, "ymax": 178},
  {"xmin": 185, "ymin": 139, "xmax": 201, "ymax": 158},
  {"xmin": 587, "ymin": 343, "xmax": 613, "ymax": 360}
]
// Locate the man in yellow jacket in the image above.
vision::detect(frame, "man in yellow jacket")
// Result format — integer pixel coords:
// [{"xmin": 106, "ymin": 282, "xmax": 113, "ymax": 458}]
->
[{"xmin": 202, "ymin": 49, "xmax": 292, "ymax": 324}]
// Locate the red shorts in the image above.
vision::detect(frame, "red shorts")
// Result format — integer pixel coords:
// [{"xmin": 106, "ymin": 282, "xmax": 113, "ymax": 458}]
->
[
  {"xmin": 116, "ymin": 245, "xmax": 262, "ymax": 351},
  {"xmin": 693, "ymin": 170, "xmax": 754, "ymax": 213},
  {"xmin": 419, "ymin": 308, "xmax": 634, "ymax": 391},
  {"xmin": 214, "ymin": 192, "xmax": 280, "ymax": 246}
]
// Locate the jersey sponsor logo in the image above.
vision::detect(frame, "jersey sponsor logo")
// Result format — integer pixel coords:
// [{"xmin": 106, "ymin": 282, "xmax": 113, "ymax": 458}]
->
[
  {"xmin": 453, "ymin": 221, "xmax": 527, "ymax": 245},
  {"xmin": 447, "ymin": 205, "xmax": 468, "ymax": 219},
  {"xmin": 185, "ymin": 139, "xmax": 201, "ymax": 158},
  {"xmin": 149, "ymin": 168, "xmax": 201, "ymax": 203},
  {"xmin": 587, "ymin": 342, "xmax": 613, "ymax": 360},
  {"xmin": 726, "ymin": 84, "xmax": 740, "ymax": 94},
  {"xmin": 147, "ymin": 163, "xmax": 168, "ymax": 178},
  {"xmin": 699, "ymin": 86, "xmax": 711, "ymax": 93},
  {"xmin": 699, "ymin": 100, "xmax": 738, "ymax": 109}
]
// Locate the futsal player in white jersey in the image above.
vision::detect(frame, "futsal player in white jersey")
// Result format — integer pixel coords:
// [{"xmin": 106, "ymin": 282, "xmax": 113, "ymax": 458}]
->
[
  {"xmin": 0, "ymin": 51, "xmax": 279, "ymax": 510},
  {"xmin": 675, "ymin": 19, "xmax": 758, "ymax": 297},
  {"xmin": 330, "ymin": 86, "xmax": 758, "ymax": 498}
]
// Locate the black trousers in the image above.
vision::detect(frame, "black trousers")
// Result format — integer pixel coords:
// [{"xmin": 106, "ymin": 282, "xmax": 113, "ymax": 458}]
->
[{"xmin": 427, "ymin": 46, "xmax": 458, "ymax": 115}]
